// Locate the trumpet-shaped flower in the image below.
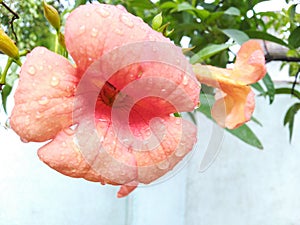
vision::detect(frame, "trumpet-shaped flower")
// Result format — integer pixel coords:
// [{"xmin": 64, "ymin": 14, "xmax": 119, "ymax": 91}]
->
[
  {"xmin": 10, "ymin": 3, "xmax": 200, "ymax": 197},
  {"xmin": 193, "ymin": 40, "xmax": 266, "ymax": 129}
]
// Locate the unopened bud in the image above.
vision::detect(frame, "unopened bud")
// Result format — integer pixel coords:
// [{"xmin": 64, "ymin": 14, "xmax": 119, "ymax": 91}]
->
[
  {"xmin": 152, "ymin": 13, "xmax": 163, "ymax": 30},
  {"xmin": 43, "ymin": 0, "xmax": 61, "ymax": 31},
  {"xmin": 0, "ymin": 27, "xmax": 19, "ymax": 59}
]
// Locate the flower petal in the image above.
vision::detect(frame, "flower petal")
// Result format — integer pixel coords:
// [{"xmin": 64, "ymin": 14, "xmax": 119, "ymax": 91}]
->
[
  {"xmin": 233, "ymin": 40, "xmax": 266, "ymax": 84},
  {"xmin": 10, "ymin": 47, "xmax": 78, "ymax": 142},
  {"xmin": 65, "ymin": 3, "xmax": 169, "ymax": 74},
  {"xmin": 211, "ymin": 85, "xmax": 255, "ymax": 129}
]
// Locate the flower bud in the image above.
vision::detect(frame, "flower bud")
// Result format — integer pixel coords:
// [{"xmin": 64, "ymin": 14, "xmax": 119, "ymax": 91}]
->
[
  {"xmin": 0, "ymin": 27, "xmax": 19, "ymax": 59},
  {"xmin": 43, "ymin": 0, "xmax": 61, "ymax": 31},
  {"xmin": 152, "ymin": 12, "xmax": 163, "ymax": 30}
]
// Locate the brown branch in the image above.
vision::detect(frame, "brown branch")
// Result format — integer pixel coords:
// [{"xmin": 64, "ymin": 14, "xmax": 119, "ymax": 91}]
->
[
  {"xmin": 1, "ymin": 1, "xmax": 19, "ymax": 42},
  {"xmin": 265, "ymin": 55, "xmax": 300, "ymax": 63}
]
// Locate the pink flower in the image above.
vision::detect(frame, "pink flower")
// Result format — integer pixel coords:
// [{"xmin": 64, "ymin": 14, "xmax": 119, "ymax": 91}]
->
[
  {"xmin": 193, "ymin": 40, "xmax": 266, "ymax": 129},
  {"xmin": 10, "ymin": 3, "xmax": 200, "ymax": 197}
]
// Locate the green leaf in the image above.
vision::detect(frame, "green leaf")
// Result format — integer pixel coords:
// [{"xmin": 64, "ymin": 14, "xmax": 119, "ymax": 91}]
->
[
  {"xmin": 251, "ymin": 116, "xmax": 263, "ymax": 127},
  {"xmin": 127, "ymin": 0, "xmax": 154, "ymax": 9},
  {"xmin": 224, "ymin": 7, "xmax": 240, "ymax": 16},
  {"xmin": 288, "ymin": 4, "xmax": 297, "ymax": 22},
  {"xmin": 160, "ymin": 2, "xmax": 177, "ymax": 9},
  {"xmin": 222, "ymin": 29, "xmax": 249, "ymax": 45},
  {"xmin": 177, "ymin": 2, "xmax": 194, "ymax": 12},
  {"xmin": 283, "ymin": 103, "xmax": 300, "ymax": 142},
  {"xmin": 195, "ymin": 9, "xmax": 210, "ymax": 20},
  {"xmin": 245, "ymin": 30, "xmax": 289, "ymax": 47},
  {"xmin": 226, "ymin": 125, "xmax": 263, "ymax": 149},
  {"xmin": 262, "ymin": 73, "xmax": 275, "ymax": 104},
  {"xmin": 251, "ymin": 82, "xmax": 265, "ymax": 94},
  {"xmin": 190, "ymin": 43, "xmax": 232, "ymax": 64},
  {"xmin": 275, "ymin": 87, "xmax": 300, "ymax": 99},
  {"xmin": 288, "ymin": 26, "xmax": 300, "ymax": 49},
  {"xmin": 1, "ymin": 85, "xmax": 12, "ymax": 113}
]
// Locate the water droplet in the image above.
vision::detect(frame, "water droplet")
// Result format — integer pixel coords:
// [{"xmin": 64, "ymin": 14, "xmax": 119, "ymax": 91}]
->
[
  {"xmin": 152, "ymin": 47, "xmax": 158, "ymax": 52},
  {"xmin": 79, "ymin": 25, "xmax": 86, "ymax": 34},
  {"xmin": 47, "ymin": 65, "xmax": 52, "ymax": 70},
  {"xmin": 120, "ymin": 14, "xmax": 134, "ymax": 28},
  {"xmin": 21, "ymin": 137, "xmax": 29, "ymax": 143},
  {"xmin": 145, "ymin": 130, "xmax": 151, "ymax": 137},
  {"xmin": 50, "ymin": 76, "xmax": 60, "ymax": 87},
  {"xmin": 28, "ymin": 66, "xmax": 36, "ymax": 75},
  {"xmin": 175, "ymin": 145, "xmax": 186, "ymax": 157},
  {"xmin": 96, "ymin": 7, "xmax": 110, "ymax": 17},
  {"xmin": 39, "ymin": 48, "xmax": 45, "ymax": 55},
  {"xmin": 116, "ymin": 4, "xmax": 126, "ymax": 11},
  {"xmin": 35, "ymin": 111, "xmax": 42, "ymax": 119},
  {"xmin": 39, "ymin": 65, "xmax": 44, "ymax": 70},
  {"xmin": 62, "ymin": 142, "xmax": 67, "ymax": 147},
  {"xmin": 91, "ymin": 27, "xmax": 99, "ymax": 37},
  {"xmin": 114, "ymin": 28, "xmax": 124, "ymax": 35},
  {"xmin": 161, "ymin": 88, "xmax": 166, "ymax": 93},
  {"xmin": 85, "ymin": 12, "xmax": 90, "ymax": 17},
  {"xmin": 64, "ymin": 127, "xmax": 75, "ymax": 136},
  {"xmin": 157, "ymin": 160, "xmax": 170, "ymax": 170},
  {"xmin": 38, "ymin": 96, "xmax": 50, "ymax": 105},
  {"xmin": 182, "ymin": 75, "xmax": 189, "ymax": 85}
]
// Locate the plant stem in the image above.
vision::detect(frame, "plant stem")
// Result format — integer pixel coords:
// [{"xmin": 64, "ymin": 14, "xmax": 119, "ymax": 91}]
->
[{"xmin": 0, "ymin": 57, "xmax": 13, "ymax": 84}]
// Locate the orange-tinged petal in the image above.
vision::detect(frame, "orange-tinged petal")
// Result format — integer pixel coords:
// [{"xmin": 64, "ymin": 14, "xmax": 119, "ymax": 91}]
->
[
  {"xmin": 233, "ymin": 40, "xmax": 266, "ymax": 84},
  {"xmin": 65, "ymin": 3, "xmax": 169, "ymax": 74},
  {"xmin": 211, "ymin": 86, "xmax": 255, "ymax": 129},
  {"xmin": 10, "ymin": 47, "xmax": 78, "ymax": 142}
]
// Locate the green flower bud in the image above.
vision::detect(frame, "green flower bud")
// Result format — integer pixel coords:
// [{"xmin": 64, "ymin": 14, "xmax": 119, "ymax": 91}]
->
[
  {"xmin": 0, "ymin": 27, "xmax": 19, "ymax": 59},
  {"xmin": 152, "ymin": 12, "xmax": 163, "ymax": 30},
  {"xmin": 43, "ymin": 0, "xmax": 61, "ymax": 31}
]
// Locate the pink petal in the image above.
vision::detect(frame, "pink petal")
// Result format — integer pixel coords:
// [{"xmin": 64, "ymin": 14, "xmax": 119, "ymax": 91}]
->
[
  {"xmin": 65, "ymin": 3, "xmax": 169, "ymax": 74},
  {"xmin": 10, "ymin": 47, "xmax": 78, "ymax": 142}
]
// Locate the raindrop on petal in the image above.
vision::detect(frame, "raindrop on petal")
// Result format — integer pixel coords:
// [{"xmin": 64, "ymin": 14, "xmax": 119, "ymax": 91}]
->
[
  {"xmin": 114, "ymin": 28, "xmax": 124, "ymax": 35},
  {"xmin": 79, "ymin": 25, "xmax": 86, "ymax": 34},
  {"xmin": 38, "ymin": 96, "xmax": 50, "ymax": 105},
  {"xmin": 96, "ymin": 7, "xmax": 110, "ymax": 17},
  {"xmin": 182, "ymin": 75, "xmax": 189, "ymax": 85},
  {"xmin": 91, "ymin": 27, "xmax": 99, "ymax": 37},
  {"xmin": 28, "ymin": 65, "xmax": 36, "ymax": 75},
  {"xmin": 50, "ymin": 76, "xmax": 60, "ymax": 87},
  {"xmin": 120, "ymin": 14, "xmax": 134, "ymax": 28},
  {"xmin": 175, "ymin": 143, "xmax": 186, "ymax": 157},
  {"xmin": 157, "ymin": 160, "xmax": 170, "ymax": 170}
]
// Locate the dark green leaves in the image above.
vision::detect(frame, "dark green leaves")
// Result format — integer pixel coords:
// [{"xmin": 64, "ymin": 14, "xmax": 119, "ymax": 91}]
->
[
  {"xmin": 246, "ymin": 30, "xmax": 289, "ymax": 47},
  {"xmin": 284, "ymin": 103, "xmax": 300, "ymax": 142},
  {"xmin": 190, "ymin": 43, "xmax": 232, "ymax": 64},
  {"xmin": 288, "ymin": 26, "xmax": 300, "ymax": 49},
  {"xmin": 262, "ymin": 73, "xmax": 275, "ymax": 104}
]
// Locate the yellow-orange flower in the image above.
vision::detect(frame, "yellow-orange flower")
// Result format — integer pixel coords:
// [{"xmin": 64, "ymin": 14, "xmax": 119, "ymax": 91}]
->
[{"xmin": 193, "ymin": 40, "xmax": 266, "ymax": 129}]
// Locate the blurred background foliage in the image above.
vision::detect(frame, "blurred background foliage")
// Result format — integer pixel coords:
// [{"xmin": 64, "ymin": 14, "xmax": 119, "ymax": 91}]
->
[{"xmin": 0, "ymin": 0, "xmax": 299, "ymax": 148}]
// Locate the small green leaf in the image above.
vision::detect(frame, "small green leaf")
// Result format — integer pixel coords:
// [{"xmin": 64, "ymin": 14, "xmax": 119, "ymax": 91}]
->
[
  {"xmin": 262, "ymin": 73, "xmax": 275, "ymax": 104},
  {"xmin": 246, "ymin": 30, "xmax": 289, "ymax": 47},
  {"xmin": 222, "ymin": 29, "xmax": 249, "ymax": 45},
  {"xmin": 190, "ymin": 43, "xmax": 232, "ymax": 64},
  {"xmin": 288, "ymin": 26, "xmax": 300, "ymax": 49},
  {"xmin": 177, "ymin": 2, "xmax": 194, "ymax": 12},
  {"xmin": 224, "ymin": 7, "xmax": 240, "ymax": 16},
  {"xmin": 160, "ymin": 2, "xmax": 177, "ymax": 9},
  {"xmin": 226, "ymin": 125, "xmax": 263, "ymax": 149},
  {"xmin": 251, "ymin": 82, "xmax": 265, "ymax": 94},
  {"xmin": 195, "ymin": 9, "xmax": 210, "ymax": 20},
  {"xmin": 283, "ymin": 103, "xmax": 300, "ymax": 142},
  {"xmin": 288, "ymin": 4, "xmax": 297, "ymax": 21},
  {"xmin": 251, "ymin": 116, "xmax": 263, "ymax": 127}
]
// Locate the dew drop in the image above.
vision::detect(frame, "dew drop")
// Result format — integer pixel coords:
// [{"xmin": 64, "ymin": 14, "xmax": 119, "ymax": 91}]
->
[
  {"xmin": 175, "ymin": 120, "xmax": 181, "ymax": 125},
  {"xmin": 50, "ymin": 76, "xmax": 60, "ymax": 87},
  {"xmin": 38, "ymin": 96, "xmax": 50, "ymax": 105},
  {"xmin": 21, "ymin": 137, "xmax": 29, "ymax": 143},
  {"xmin": 64, "ymin": 127, "xmax": 75, "ymax": 136},
  {"xmin": 85, "ymin": 12, "xmax": 90, "ymax": 17},
  {"xmin": 79, "ymin": 25, "xmax": 86, "ymax": 34},
  {"xmin": 28, "ymin": 65, "xmax": 36, "ymax": 75},
  {"xmin": 116, "ymin": 4, "xmax": 126, "ymax": 11},
  {"xmin": 120, "ymin": 14, "xmax": 134, "ymax": 28},
  {"xmin": 96, "ymin": 7, "xmax": 110, "ymax": 17},
  {"xmin": 39, "ymin": 65, "xmax": 44, "ymax": 70},
  {"xmin": 182, "ymin": 75, "xmax": 189, "ymax": 85},
  {"xmin": 145, "ymin": 130, "xmax": 151, "ymax": 137},
  {"xmin": 62, "ymin": 142, "xmax": 67, "ymax": 147},
  {"xmin": 157, "ymin": 160, "xmax": 170, "ymax": 170},
  {"xmin": 39, "ymin": 48, "xmax": 45, "ymax": 55},
  {"xmin": 91, "ymin": 27, "xmax": 99, "ymax": 37},
  {"xmin": 175, "ymin": 145, "xmax": 186, "ymax": 157},
  {"xmin": 161, "ymin": 88, "xmax": 166, "ymax": 93},
  {"xmin": 114, "ymin": 28, "xmax": 124, "ymax": 35},
  {"xmin": 35, "ymin": 111, "xmax": 42, "ymax": 119}
]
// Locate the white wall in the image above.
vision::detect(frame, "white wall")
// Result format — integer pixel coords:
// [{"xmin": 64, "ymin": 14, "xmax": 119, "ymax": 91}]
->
[{"xmin": 0, "ymin": 88, "xmax": 299, "ymax": 225}]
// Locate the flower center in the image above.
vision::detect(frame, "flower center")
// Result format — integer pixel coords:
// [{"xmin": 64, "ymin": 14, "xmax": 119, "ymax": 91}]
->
[{"xmin": 99, "ymin": 81, "xmax": 120, "ymax": 107}]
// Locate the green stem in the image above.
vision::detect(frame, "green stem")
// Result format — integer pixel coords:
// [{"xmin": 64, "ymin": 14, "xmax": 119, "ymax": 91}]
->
[
  {"xmin": 0, "ymin": 57, "xmax": 13, "ymax": 84},
  {"xmin": 55, "ymin": 32, "xmax": 59, "ymax": 53}
]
